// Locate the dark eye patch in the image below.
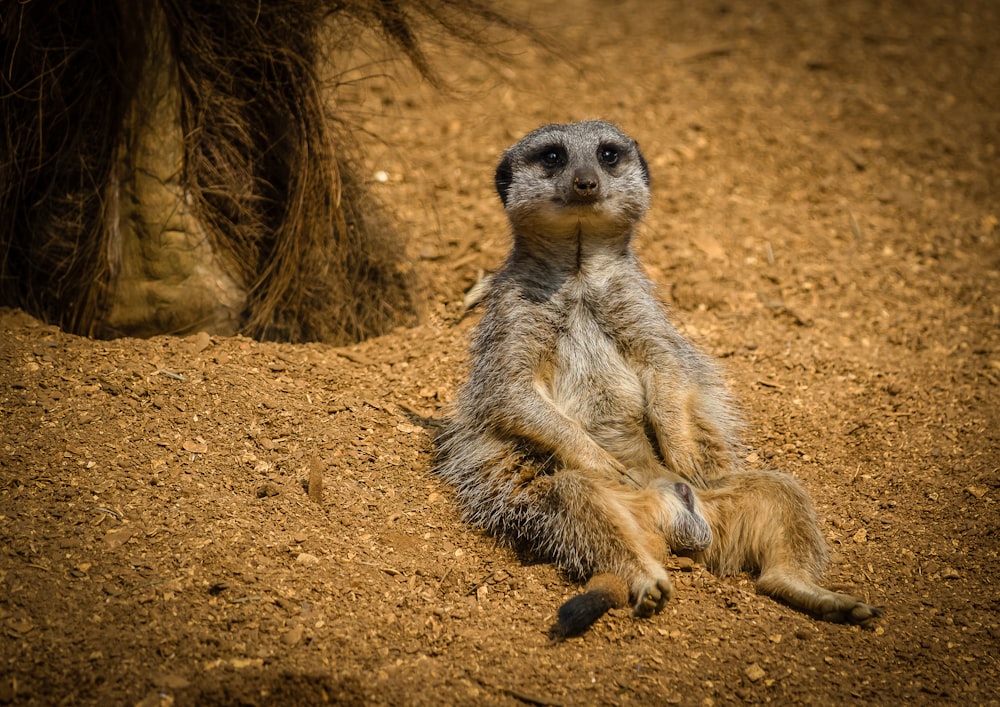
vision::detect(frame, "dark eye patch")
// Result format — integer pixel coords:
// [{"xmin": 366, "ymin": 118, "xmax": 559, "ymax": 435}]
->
[
  {"xmin": 534, "ymin": 145, "xmax": 567, "ymax": 169},
  {"xmin": 598, "ymin": 143, "xmax": 622, "ymax": 167}
]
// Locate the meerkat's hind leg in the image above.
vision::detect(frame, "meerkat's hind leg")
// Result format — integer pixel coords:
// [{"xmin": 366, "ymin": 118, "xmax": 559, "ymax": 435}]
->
[
  {"xmin": 543, "ymin": 474, "xmax": 708, "ymax": 637},
  {"xmin": 696, "ymin": 470, "xmax": 884, "ymax": 627},
  {"xmin": 756, "ymin": 568, "xmax": 885, "ymax": 625}
]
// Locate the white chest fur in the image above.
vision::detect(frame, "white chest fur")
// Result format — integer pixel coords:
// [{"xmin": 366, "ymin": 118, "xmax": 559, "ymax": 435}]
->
[{"xmin": 537, "ymin": 284, "xmax": 662, "ymax": 476}]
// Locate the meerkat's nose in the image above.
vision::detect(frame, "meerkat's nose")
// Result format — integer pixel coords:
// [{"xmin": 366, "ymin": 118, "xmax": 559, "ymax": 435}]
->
[{"xmin": 572, "ymin": 168, "xmax": 599, "ymax": 198}]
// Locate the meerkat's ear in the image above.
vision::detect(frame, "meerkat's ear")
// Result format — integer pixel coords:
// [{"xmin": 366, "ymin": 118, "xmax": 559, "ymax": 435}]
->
[{"xmin": 495, "ymin": 154, "xmax": 514, "ymax": 206}]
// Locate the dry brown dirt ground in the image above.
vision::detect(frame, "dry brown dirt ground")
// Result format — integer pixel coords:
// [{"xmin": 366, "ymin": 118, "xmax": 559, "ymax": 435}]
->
[{"xmin": 2, "ymin": 0, "xmax": 998, "ymax": 704}]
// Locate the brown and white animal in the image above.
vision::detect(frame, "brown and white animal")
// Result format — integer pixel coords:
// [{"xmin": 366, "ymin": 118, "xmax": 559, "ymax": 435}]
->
[{"xmin": 435, "ymin": 120, "xmax": 882, "ymax": 637}]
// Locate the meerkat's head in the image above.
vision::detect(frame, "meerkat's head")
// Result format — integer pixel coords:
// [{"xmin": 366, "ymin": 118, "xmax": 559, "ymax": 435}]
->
[{"xmin": 495, "ymin": 121, "xmax": 650, "ymax": 242}]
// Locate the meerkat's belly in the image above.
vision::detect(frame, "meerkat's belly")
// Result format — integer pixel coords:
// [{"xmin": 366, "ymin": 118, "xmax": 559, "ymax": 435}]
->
[{"xmin": 543, "ymin": 305, "xmax": 660, "ymax": 472}]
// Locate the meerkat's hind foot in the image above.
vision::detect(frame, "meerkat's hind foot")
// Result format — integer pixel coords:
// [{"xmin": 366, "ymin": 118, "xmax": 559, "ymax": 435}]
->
[
  {"xmin": 817, "ymin": 591, "xmax": 885, "ymax": 626},
  {"xmin": 757, "ymin": 569, "xmax": 884, "ymax": 627},
  {"xmin": 551, "ymin": 573, "xmax": 629, "ymax": 640}
]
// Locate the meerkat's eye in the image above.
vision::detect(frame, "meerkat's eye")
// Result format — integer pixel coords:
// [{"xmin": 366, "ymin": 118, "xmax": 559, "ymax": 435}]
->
[
  {"xmin": 536, "ymin": 146, "xmax": 567, "ymax": 169},
  {"xmin": 599, "ymin": 145, "xmax": 620, "ymax": 167}
]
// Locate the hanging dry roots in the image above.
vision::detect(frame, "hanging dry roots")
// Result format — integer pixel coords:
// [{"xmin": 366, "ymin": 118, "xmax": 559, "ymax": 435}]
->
[{"xmin": 0, "ymin": 0, "xmax": 522, "ymax": 343}]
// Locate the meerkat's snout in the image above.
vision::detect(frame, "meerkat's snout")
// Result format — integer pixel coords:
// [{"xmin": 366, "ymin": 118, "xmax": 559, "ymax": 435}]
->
[{"xmin": 571, "ymin": 167, "xmax": 599, "ymax": 201}]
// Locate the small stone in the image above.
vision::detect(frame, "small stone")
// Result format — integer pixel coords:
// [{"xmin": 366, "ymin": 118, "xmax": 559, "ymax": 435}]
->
[
  {"xmin": 675, "ymin": 556, "xmax": 695, "ymax": 571},
  {"xmin": 8, "ymin": 619, "xmax": 33, "ymax": 634},
  {"xmin": 103, "ymin": 527, "xmax": 134, "ymax": 548},
  {"xmin": 135, "ymin": 691, "xmax": 175, "ymax": 707},
  {"xmin": 154, "ymin": 673, "xmax": 191, "ymax": 690},
  {"xmin": 187, "ymin": 331, "xmax": 212, "ymax": 353},
  {"xmin": 182, "ymin": 439, "xmax": 208, "ymax": 454},
  {"xmin": 296, "ymin": 552, "xmax": 319, "ymax": 567},
  {"xmin": 282, "ymin": 624, "xmax": 303, "ymax": 646},
  {"xmin": 256, "ymin": 482, "xmax": 280, "ymax": 498}
]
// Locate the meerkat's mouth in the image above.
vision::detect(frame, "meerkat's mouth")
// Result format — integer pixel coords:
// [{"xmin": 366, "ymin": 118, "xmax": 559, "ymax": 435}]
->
[{"xmin": 554, "ymin": 196, "xmax": 603, "ymax": 209}]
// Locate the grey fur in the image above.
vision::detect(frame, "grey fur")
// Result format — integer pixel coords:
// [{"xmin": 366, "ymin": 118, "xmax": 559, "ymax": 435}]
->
[{"xmin": 436, "ymin": 121, "xmax": 881, "ymax": 626}]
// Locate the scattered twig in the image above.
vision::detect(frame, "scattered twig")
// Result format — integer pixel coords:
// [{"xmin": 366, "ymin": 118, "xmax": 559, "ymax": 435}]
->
[
  {"xmin": 332, "ymin": 349, "xmax": 376, "ymax": 366},
  {"xmin": 308, "ymin": 456, "xmax": 324, "ymax": 503},
  {"xmin": 674, "ymin": 43, "xmax": 733, "ymax": 64},
  {"xmin": 842, "ymin": 149, "xmax": 867, "ymax": 171},
  {"xmin": 356, "ymin": 561, "xmax": 403, "ymax": 576},
  {"xmin": 155, "ymin": 368, "xmax": 186, "ymax": 381},
  {"xmin": 846, "ymin": 208, "xmax": 863, "ymax": 241},
  {"xmin": 436, "ymin": 567, "xmax": 453, "ymax": 591}
]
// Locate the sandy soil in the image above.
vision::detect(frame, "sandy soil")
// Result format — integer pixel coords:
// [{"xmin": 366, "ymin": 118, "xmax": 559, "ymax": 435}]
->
[{"xmin": 1, "ymin": 0, "xmax": 998, "ymax": 704}]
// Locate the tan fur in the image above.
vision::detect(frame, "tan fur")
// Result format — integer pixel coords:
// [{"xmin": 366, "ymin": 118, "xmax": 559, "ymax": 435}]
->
[{"xmin": 436, "ymin": 121, "xmax": 881, "ymax": 629}]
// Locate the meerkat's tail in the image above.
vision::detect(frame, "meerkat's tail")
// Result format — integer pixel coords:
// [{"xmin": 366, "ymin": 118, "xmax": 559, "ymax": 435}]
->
[{"xmin": 550, "ymin": 573, "xmax": 630, "ymax": 639}]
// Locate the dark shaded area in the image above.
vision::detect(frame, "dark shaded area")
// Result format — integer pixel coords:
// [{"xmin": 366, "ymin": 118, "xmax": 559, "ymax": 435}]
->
[{"xmin": 0, "ymin": 1, "xmax": 133, "ymax": 335}]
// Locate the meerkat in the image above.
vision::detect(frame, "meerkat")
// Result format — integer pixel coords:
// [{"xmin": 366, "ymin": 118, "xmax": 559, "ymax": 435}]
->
[{"xmin": 435, "ymin": 120, "xmax": 882, "ymax": 637}]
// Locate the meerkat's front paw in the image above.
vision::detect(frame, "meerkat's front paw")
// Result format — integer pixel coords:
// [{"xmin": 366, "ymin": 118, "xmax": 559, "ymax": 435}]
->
[
  {"xmin": 632, "ymin": 573, "xmax": 675, "ymax": 618},
  {"xmin": 568, "ymin": 445, "xmax": 643, "ymax": 486}
]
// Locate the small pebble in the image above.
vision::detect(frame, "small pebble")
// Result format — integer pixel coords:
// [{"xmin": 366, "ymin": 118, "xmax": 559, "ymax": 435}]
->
[
  {"xmin": 744, "ymin": 663, "xmax": 766, "ymax": 682},
  {"xmin": 296, "ymin": 552, "xmax": 319, "ymax": 567}
]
